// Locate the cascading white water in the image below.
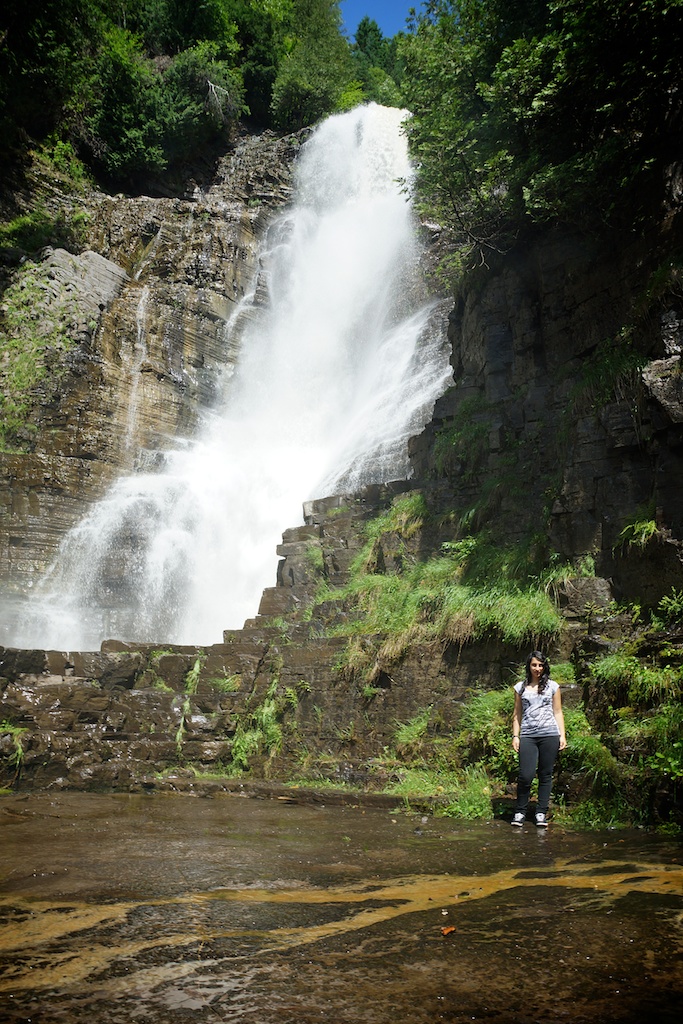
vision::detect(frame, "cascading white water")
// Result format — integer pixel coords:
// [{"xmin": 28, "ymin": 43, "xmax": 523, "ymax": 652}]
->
[{"xmin": 12, "ymin": 104, "xmax": 453, "ymax": 650}]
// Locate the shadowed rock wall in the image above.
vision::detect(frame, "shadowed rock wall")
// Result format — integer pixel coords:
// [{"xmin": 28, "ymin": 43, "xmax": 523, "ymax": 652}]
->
[{"xmin": 410, "ymin": 226, "xmax": 683, "ymax": 608}]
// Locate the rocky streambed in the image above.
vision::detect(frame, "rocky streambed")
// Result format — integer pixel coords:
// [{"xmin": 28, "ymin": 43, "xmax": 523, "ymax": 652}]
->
[{"xmin": 1, "ymin": 791, "xmax": 682, "ymax": 1024}]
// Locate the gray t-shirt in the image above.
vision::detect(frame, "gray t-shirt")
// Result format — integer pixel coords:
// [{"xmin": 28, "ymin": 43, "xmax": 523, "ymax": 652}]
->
[{"xmin": 514, "ymin": 679, "xmax": 560, "ymax": 737}]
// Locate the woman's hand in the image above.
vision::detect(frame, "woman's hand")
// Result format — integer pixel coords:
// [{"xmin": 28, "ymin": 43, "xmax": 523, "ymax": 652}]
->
[
  {"xmin": 512, "ymin": 735, "xmax": 520, "ymax": 752},
  {"xmin": 559, "ymin": 734, "xmax": 567, "ymax": 751}
]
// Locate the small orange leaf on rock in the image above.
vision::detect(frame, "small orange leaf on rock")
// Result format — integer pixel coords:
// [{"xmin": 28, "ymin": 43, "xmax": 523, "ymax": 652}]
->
[{"xmin": 441, "ymin": 925, "xmax": 456, "ymax": 936}]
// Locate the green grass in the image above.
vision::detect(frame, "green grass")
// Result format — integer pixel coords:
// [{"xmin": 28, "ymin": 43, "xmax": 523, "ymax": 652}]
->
[
  {"xmin": 0, "ymin": 262, "xmax": 74, "ymax": 449},
  {"xmin": 303, "ymin": 542, "xmax": 324, "ymax": 573},
  {"xmin": 285, "ymin": 777, "xmax": 358, "ymax": 791},
  {"xmin": 328, "ymin": 561, "xmax": 561, "ymax": 682},
  {"xmin": 658, "ymin": 587, "xmax": 683, "ymax": 624},
  {"xmin": 393, "ymin": 706, "xmax": 433, "ymax": 757},
  {"xmin": 229, "ymin": 727, "xmax": 263, "ymax": 772},
  {"xmin": 184, "ymin": 766, "xmax": 232, "ymax": 781},
  {"xmin": 0, "ymin": 721, "xmax": 28, "ymax": 772},
  {"xmin": 151, "ymin": 678, "xmax": 174, "ymax": 692},
  {"xmin": 175, "ymin": 697, "xmax": 192, "ymax": 753},
  {"xmin": 365, "ymin": 493, "xmax": 428, "ymax": 545},
  {"xmin": 386, "ymin": 765, "xmax": 461, "ymax": 799},
  {"xmin": 149, "ymin": 648, "xmax": 177, "ymax": 664},
  {"xmin": 209, "ymin": 673, "xmax": 241, "ymax": 693},
  {"xmin": 561, "ymin": 707, "xmax": 623, "ymax": 789},
  {"xmin": 0, "ymin": 206, "xmax": 88, "ymax": 253},
  {"xmin": 437, "ymin": 765, "xmax": 494, "ymax": 820},
  {"xmin": 593, "ymin": 653, "xmax": 683, "ymax": 707},
  {"xmin": 613, "ymin": 503, "xmax": 659, "ymax": 553},
  {"xmin": 549, "ymin": 661, "xmax": 576, "ymax": 685},
  {"xmin": 454, "ymin": 688, "xmax": 517, "ymax": 776},
  {"xmin": 184, "ymin": 656, "xmax": 204, "ymax": 694},
  {"xmin": 432, "ymin": 395, "xmax": 492, "ymax": 479},
  {"xmin": 361, "ymin": 683, "xmax": 382, "ymax": 700},
  {"xmin": 571, "ymin": 328, "xmax": 649, "ymax": 417},
  {"xmin": 227, "ymin": 679, "xmax": 288, "ymax": 773},
  {"xmin": 552, "ymin": 796, "xmax": 630, "ymax": 830},
  {"xmin": 317, "ymin": 495, "xmax": 564, "ymax": 681}
]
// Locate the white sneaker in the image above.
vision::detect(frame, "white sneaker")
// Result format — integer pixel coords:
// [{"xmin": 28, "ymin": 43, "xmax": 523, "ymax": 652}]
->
[
  {"xmin": 511, "ymin": 812, "xmax": 525, "ymax": 827},
  {"xmin": 535, "ymin": 812, "xmax": 548, "ymax": 828}
]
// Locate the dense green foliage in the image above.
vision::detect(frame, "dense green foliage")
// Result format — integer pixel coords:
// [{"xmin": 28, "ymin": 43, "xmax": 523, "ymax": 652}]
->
[
  {"xmin": 269, "ymin": 0, "xmax": 353, "ymax": 128},
  {"xmin": 1, "ymin": 0, "xmax": 247, "ymax": 180},
  {"xmin": 3, "ymin": 0, "xmax": 678, "ymax": 217},
  {"xmin": 0, "ymin": 1, "xmax": 402, "ymax": 183},
  {"xmin": 400, "ymin": 0, "xmax": 683, "ymax": 268},
  {"xmin": 346, "ymin": 15, "xmax": 404, "ymax": 108},
  {"xmin": 298, "ymin": 488, "xmax": 683, "ymax": 829}
]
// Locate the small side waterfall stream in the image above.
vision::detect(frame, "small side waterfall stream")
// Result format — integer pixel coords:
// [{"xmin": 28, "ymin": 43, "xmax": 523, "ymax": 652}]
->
[
  {"xmin": 16, "ymin": 105, "xmax": 452, "ymax": 649},
  {"xmin": 125, "ymin": 285, "xmax": 150, "ymax": 449}
]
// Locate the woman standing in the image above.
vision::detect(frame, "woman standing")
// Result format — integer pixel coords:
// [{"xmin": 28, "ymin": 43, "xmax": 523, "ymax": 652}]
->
[{"xmin": 511, "ymin": 651, "xmax": 566, "ymax": 827}]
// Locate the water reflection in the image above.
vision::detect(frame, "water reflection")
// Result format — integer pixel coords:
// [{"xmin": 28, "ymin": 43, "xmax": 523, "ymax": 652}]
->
[{"xmin": 1, "ymin": 793, "xmax": 681, "ymax": 1023}]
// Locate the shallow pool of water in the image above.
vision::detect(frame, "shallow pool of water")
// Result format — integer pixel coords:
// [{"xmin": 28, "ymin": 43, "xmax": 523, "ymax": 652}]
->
[{"xmin": 1, "ymin": 792, "xmax": 681, "ymax": 1023}]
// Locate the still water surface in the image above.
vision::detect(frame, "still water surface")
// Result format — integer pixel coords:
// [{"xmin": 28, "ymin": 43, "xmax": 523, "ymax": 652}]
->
[{"xmin": 1, "ymin": 793, "xmax": 682, "ymax": 1023}]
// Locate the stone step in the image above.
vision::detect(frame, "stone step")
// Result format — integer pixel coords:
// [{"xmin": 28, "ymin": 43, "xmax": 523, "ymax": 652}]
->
[{"xmin": 256, "ymin": 585, "xmax": 314, "ymax": 618}]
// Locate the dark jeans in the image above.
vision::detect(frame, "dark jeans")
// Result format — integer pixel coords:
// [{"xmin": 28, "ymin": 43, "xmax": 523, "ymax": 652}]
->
[{"xmin": 515, "ymin": 734, "xmax": 561, "ymax": 815}]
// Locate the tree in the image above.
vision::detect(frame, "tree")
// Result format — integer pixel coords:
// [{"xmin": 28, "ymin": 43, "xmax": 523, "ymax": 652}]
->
[
  {"xmin": 355, "ymin": 16, "xmax": 386, "ymax": 69},
  {"xmin": 400, "ymin": 0, "xmax": 683, "ymax": 269},
  {"xmin": 0, "ymin": 0, "xmax": 103, "ymax": 157},
  {"xmin": 83, "ymin": 25, "xmax": 168, "ymax": 177},
  {"xmin": 160, "ymin": 41, "xmax": 245, "ymax": 162},
  {"xmin": 222, "ymin": 0, "xmax": 295, "ymax": 124},
  {"xmin": 270, "ymin": 0, "xmax": 354, "ymax": 129},
  {"xmin": 82, "ymin": 26, "xmax": 244, "ymax": 181},
  {"xmin": 349, "ymin": 16, "xmax": 402, "ymax": 107},
  {"xmin": 123, "ymin": 0, "xmax": 237, "ymax": 54}
]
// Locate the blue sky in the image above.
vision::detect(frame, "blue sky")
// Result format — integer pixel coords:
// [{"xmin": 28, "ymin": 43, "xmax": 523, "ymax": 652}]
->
[{"xmin": 340, "ymin": 1, "xmax": 416, "ymax": 40}]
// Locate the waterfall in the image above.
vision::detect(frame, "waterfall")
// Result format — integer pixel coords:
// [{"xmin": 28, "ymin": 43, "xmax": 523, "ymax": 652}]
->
[{"xmin": 12, "ymin": 104, "xmax": 453, "ymax": 650}]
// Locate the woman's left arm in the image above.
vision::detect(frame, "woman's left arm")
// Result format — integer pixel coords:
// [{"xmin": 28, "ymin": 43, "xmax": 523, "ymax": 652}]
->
[{"xmin": 553, "ymin": 687, "xmax": 566, "ymax": 750}]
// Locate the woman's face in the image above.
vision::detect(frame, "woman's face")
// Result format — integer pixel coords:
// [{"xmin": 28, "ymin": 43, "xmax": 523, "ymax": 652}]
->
[{"xmin": 529, "ymin": 657, "xmax": 545, "ymax": 681}]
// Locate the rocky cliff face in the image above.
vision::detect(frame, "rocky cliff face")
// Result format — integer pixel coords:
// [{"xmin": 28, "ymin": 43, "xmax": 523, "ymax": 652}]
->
[
  {"xmin": 410, "ymin": 225, "xmax": 683, "ymax": 609},
  {"xmin": 0, "ymin": 131, "xmax": 305, "ymax": 599}
]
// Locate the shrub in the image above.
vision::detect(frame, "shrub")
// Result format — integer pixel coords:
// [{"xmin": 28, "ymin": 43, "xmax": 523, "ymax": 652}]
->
[
  {"xmin": 84, "ymin": 26, "xmax": 169, "ymax": 178},
  {"xmin": 455, "ymin": 688, "xmax": 516, "ymax": 776},
  {"xmin": 658, "ymin": 588, "xmax": 683, "ymax": 624},
  {"xmin": 393, "ymin": 706, "xmax": 433, "ymax": 758},
  {"xmin": 561, "ymin": 707, "xmax": 622, "ymax": 792},
  {"xmin": 437, "ymin": 765, "xmax": 494, "ymax": 820},
  {"xmin": 593, "ymin": 653, "xmax": 682, "ymax": 708},
  {"xmin": 324, "ymin": 502, "xmax": 563, "ymax": 681}
]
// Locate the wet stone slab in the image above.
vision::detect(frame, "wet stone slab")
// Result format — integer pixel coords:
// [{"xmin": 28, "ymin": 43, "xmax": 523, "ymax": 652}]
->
[{"xmin": 0, "ymin": 792, "xmax": 682, "ymax": 1024}]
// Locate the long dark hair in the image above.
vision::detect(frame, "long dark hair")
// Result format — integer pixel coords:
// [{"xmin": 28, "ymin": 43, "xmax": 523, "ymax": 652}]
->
[{"xmin": 524, "ymin": 650, "xmax": 550, "ymax": 693}]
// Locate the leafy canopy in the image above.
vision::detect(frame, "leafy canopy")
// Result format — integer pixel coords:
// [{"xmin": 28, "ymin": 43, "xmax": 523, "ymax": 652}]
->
[
  {"xmin": 0, "ymin": 0, "xmax": 409, "ymax": 182},
  {"xmin": 400, "ymin": 0, "xmax": 683, "ymax": 268}
]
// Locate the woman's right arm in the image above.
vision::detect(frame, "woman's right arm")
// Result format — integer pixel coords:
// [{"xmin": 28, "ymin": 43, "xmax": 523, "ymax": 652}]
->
[{"xmin": 512, "ymin": 689, "xmax": 522, "ymax": 753}]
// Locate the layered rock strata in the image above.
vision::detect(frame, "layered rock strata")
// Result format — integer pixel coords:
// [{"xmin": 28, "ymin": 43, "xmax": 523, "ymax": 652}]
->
[{"xmin": 0, "ymin": 131, "xmax": 304, "ymax": 594}]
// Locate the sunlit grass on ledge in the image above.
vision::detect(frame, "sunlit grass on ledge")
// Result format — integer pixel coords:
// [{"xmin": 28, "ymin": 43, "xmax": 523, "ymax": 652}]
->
[
  {"xmin": 324, "ymin": 554, "xmax": 562, "ymax": 666},
  {"xmin": 315, "ymin": 496, "xmax": 564, "ymax": 666}
]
